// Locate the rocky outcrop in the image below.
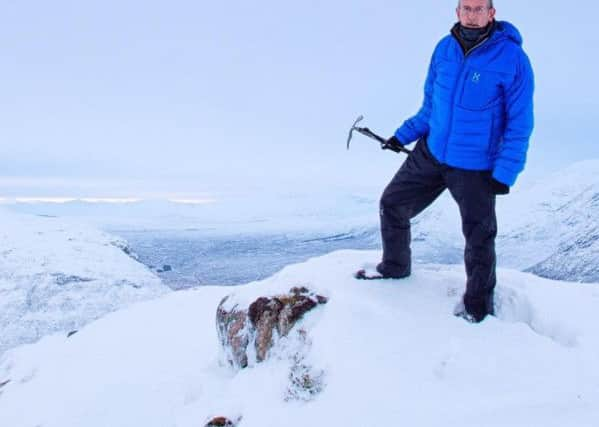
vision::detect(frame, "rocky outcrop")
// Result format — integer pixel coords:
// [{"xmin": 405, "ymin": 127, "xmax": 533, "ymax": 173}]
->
[
  {"xmin": 215, "ymin": 285, "xmax": 328, "ymax": 404},
  {"xmin": 216, "ymin": 286, "xmax": 328, "ymax": 369},
  {"xmin": 204, "ymin": 416, "xmax": 240, "ymax": 427}
]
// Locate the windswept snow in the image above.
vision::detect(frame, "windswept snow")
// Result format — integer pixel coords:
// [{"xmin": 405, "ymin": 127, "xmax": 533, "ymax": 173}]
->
[
  {"xmin": 0, "ymin": 208, "xmax": 170, "ymax": 356},
  {"xmin": 1, "ymin": 250, "xmax": 597, "ymax": 427}
]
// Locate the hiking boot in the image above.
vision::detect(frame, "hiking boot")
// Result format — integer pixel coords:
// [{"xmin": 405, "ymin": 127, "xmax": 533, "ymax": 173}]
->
[
  {"xmin": 354, "ymin": 263, "xmax": 410, "ymax": 280},
  {"xmin": 453, "ymin": 300, "xmax": 488, "ymax": 323}
]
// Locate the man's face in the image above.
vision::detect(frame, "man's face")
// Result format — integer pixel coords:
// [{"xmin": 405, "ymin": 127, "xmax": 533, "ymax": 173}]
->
[{"xmin": 456, "ymin": 0, "xmax": 495, "ymax": 28}]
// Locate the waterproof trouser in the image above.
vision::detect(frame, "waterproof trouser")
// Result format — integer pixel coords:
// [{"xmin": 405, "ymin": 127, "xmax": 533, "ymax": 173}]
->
[{"xmin": 378, "ymin": 138, "xmax": 497, "ymax": 320}]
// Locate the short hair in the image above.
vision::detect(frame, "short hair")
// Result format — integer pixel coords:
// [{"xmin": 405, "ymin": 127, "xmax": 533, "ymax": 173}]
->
[{"xmin": 458, "ymin": 0, "xmax": 494, "ymax": 7}]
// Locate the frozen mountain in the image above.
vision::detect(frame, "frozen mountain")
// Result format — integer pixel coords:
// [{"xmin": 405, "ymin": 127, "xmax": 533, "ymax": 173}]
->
[
  {"xmin": 498, "ymin": 160, "xmax": 599, "ymax": 282},
  {"xmin": 1, "ymin": 250, "xmax": 598, "ymax": 427},
  {"xmin": 0, "ymin": 208, "xmax": 170, "ymax": 356}
]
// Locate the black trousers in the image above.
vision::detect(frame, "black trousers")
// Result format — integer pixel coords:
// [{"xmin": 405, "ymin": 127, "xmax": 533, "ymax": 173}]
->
[{"xmin": 378, "ymin": 138, "xmax": 497, "ymax": 318}]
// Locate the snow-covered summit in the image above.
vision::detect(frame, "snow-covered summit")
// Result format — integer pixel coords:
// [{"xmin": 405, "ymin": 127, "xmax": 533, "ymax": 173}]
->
[
  {"xmin": 1, "ymin": 250, "xmax": 597, "ymax": 427},
  {"xmin": 0, "ymin": 208, "xmax": 169, "ymax": 356}
]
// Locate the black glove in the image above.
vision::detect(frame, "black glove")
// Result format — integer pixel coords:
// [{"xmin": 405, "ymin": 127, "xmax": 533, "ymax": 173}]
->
[
  {"xmin": 491, "ymin": 177, "xmax": 510, "ymax": 195},
  {"xmin": 382, "ymin": 136, "xmax": 404, "ymax": 153}
]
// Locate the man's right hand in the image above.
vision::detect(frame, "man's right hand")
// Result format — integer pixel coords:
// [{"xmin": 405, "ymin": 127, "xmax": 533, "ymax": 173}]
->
[{"xmin": 382, "ymin": 136, "xmax": 404, "ymax": 153}]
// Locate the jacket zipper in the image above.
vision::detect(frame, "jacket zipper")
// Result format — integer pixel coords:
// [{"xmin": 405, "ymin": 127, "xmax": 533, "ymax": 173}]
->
[{"xmin": 442, "ymin": 37, "xmax": 491, "ymax": 162}]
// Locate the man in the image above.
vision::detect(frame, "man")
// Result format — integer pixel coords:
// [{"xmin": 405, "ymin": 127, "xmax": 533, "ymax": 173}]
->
[{"xmin": 355, "ymin": 0, "xmax": 534, "ymax": 323}]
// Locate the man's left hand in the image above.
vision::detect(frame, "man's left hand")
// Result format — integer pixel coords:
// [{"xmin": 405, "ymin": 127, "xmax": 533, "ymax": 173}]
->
[{"xmin": 491, "ymin": 178, "xmax": 510, "ymax": 195}]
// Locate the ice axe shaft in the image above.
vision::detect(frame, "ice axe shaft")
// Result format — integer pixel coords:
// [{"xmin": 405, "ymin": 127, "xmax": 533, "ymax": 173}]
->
[{"xmin": 346, "ymin": 115, "xmax": 411, "ymax": 155}]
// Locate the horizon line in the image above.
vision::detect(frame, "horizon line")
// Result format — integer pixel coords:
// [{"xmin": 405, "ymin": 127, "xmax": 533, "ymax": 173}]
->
[{"xmin": 0, "ymin": 197, "xmax": 217, "ymax": 205}]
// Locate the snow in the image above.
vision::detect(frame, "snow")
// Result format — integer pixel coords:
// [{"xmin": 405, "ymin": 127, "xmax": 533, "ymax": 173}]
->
[
  {"xmin": 1, "ymin": 2, "xmax": 598, "ymax": 423},
  {"xmin": 5, "ymin": 158, "xmax": 599, "ymax": 287},
  {"xmin": 0, "ymin": 208, "xmax": 170, "ymax": 356},
  {"xmin": 1, "ymin": 250, "xmax": 598, "ymax": 426},
  {"xmin": 499, "ymin": 160, "xmax": 599, "ymax": 281}
]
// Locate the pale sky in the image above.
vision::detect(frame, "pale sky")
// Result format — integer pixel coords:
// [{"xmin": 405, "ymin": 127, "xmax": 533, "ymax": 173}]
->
[{"xmin": 2, "ymin": 1, "xmax": 598, "ymax": 198}]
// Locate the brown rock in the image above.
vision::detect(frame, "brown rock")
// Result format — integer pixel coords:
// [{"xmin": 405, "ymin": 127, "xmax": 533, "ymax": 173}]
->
[
  {"xmin": 276, "ymin": 295, "xmax": 316, "ymax": 337},
  {"xmin": 249, "ymin": 297, "xmax": 284, "ymax": 361},
  {"xmin": 216, "ymin": 286, "xmax": 327, "ymax": 369},
  {"xmin": 204, "ymin": 416, "xmax": 236, "ymax": 426},
  {"xmin": 216, "ymin": 296, "xmax": 249, "ymax": 368},
  {"xmin": 290, "ymin": 286, "xmax": 310, "ymax": 295}
]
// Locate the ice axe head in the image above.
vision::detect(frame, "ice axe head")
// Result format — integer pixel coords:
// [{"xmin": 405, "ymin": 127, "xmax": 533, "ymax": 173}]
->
[{"xmin": 347, "ymin": 115, "xmax": 364, "ymax": 150}]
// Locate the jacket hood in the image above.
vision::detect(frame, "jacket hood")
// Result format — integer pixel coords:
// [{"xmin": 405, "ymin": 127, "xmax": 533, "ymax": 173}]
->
[{"xmin": 494, "ymin": 20, "xmax": 523, "ymax": 46}]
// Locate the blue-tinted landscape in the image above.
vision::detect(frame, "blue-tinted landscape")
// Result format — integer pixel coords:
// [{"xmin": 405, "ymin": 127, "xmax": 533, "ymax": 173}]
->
[{"xmin": 115, "ymin": 229, "xmax": 379, "ymax": 289}]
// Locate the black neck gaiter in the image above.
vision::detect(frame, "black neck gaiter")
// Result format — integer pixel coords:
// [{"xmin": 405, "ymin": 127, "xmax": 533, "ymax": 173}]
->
[
  {"xmin": 452, "ymin": 21, "xmax": 495, "ymax": 53},
  {"xmin": 460, "ymin": 25, "xmax": 488, "ymax": 43}
]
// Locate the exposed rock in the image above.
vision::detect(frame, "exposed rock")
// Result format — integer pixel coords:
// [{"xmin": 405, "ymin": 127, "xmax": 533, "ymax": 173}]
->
[
  {"xmin": 248, "ymin": 296, "xmax": 284, "ymax": 362},
  {"xmin": 216, "ymin": 297, "xmax": 250, "ymax": 369},
  {"xmin": 0, "ymin": 379, "xmax": 10, "ymax": 388},
  {"xmin": 217, "ymin": 286, "xmax": 327, "ymax": 369},
  {"xmin": 67, "ymin": 330, "xmax": 78, "ymax": 338},
  {"xmin": 162, "ymin": 264, "xmax": 172, "ymax": 272},
  {"xmin": 204, "ymin": 416, "xmax": 240, "ymax": 426}
]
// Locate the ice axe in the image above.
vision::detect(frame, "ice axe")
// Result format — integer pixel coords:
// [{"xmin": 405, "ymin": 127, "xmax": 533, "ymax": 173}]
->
[{"xmin": 346, "ymin": 115, "xmax": 411, "ymax": 155}]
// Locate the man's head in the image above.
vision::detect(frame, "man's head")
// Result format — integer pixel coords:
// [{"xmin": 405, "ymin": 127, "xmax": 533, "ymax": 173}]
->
[{"xmin": 456, "ymin": 0, "xmax": 495, "ymax": 28}]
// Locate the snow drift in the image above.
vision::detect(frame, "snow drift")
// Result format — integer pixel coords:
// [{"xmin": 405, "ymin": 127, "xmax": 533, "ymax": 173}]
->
[{"xmin": 1, "ymin": 250, "xmax": 598, "ymax": 427}]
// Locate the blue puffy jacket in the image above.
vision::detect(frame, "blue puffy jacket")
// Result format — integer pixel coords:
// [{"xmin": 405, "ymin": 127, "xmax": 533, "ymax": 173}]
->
[{"xmin": 395, "ymin": 21, "xmax": 534, "ymax": 186}]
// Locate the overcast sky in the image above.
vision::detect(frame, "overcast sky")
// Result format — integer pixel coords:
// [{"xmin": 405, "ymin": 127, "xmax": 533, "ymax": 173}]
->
[{"xmin": 2, "ymin": 0, "xmax": 598, "ymax": 198}]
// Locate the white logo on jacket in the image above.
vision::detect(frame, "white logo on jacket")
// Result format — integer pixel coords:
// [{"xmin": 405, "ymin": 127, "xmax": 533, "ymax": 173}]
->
[{"xmin": 472, "ymin": 72, "xmax": 481, "ymax": 83}]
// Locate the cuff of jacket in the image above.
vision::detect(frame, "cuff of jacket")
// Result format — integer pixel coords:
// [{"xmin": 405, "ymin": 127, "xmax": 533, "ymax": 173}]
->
[
  {"xmin": 492, "ymin": 166, "xmax": 517, "ymax": 187},
  {"xmin": 394, "ymin": 127, "xmax": 412, "ymax": 145}
]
